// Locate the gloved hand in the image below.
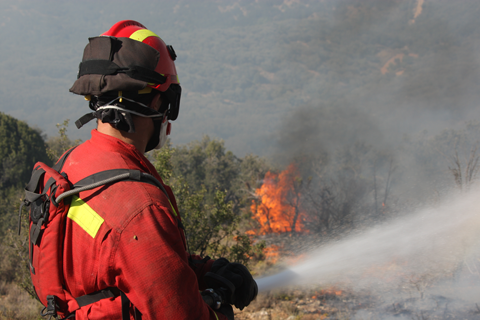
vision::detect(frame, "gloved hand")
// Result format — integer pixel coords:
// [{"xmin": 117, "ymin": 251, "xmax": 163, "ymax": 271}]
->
[
  {"xmin": 208, "ymin": 258, "xmax": 258, "ymax": 310},
  {"xmin": 216, "ymin": 304, "xmax": 234, "ymax": 320}
]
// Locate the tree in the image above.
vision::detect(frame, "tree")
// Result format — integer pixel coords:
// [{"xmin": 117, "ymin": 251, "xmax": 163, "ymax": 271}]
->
[
  {"xmin": 302, "ymin": 142, "xmax": 399, "ymax": 234},
  {"xmin": 162, "ymin": 135, "xmax": 271, "ymax": 214},
  {"xmin": 0, "ymin": 113, "xmax": 52, "ymax": 238},
  {"xmin": 0, "ymin": 112, "xmax": 51, "ymax": 190},
  {"xmin": 152, "ymin": 138, "xmax": 267, "ymax": 265},
  {"xmin": 1, "ymin": 118, "xmax": 80, "ymax": 300},
  {"xmin": 448, "ymin": 145, "xmax": 479, "ymax": 191},
  {"xmin": 436, "ymin": 123, "xmax": 480, "ymax": 191},
  {"xmin": 168, "ymin": 136, "xmax": 240, "ymax": 203},
  {"xmin": 46, "ymin": 119, "xmax": 82, "ymax": 162}
]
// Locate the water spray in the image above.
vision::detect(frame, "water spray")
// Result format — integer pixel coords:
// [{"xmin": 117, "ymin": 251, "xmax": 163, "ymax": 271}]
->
[
  {"xmin": 253, "ymin": 186, "xmax": 480, "ymax": 295},
  {"xmin": 255, "ymin": 269, "xmax": 299, "ymax": 293}
]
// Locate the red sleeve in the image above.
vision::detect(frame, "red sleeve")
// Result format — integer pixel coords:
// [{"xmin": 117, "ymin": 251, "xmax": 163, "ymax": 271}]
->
[
  {"xmin": 108, "ymin": 204, "xmax": 226, "ymax": 320},
  {"xmin": 188, "ymin": 254, "xmax": 215, "ymax": 291},
  {"xmin": 164, "ymin": 182, "xmax": 215, "ymax": 291}
]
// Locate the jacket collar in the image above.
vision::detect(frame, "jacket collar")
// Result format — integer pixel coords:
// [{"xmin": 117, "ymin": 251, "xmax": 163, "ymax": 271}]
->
[{"xmin": 90, "ymin": 129, "xmax": 163, "ymax": 182}]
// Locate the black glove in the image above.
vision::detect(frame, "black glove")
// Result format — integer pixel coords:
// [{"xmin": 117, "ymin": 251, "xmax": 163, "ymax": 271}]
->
[
  {"xmin": 208, "ymin": 258, "xmax": 258, "ymax": 310},
  {"xmin": 216, "ymin": 304, "xmax": 234, "ymax": 320}
]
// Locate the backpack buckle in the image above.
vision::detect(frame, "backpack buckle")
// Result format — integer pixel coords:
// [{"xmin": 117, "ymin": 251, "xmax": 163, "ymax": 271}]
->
[{"xmin": 40, "ymin": 295, "xmax": 58, "ymax": 318}]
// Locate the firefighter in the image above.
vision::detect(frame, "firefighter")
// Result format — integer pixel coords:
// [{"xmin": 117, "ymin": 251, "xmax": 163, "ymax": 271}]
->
[{"xmin": 57, "ymin": 20, "xmax": 256, "ymax": 319}]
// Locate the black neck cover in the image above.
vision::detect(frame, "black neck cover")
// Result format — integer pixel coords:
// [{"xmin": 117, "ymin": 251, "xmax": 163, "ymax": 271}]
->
[{"xmin": 70, "ymin": 37, "xmax": 163, "ymax": 96}]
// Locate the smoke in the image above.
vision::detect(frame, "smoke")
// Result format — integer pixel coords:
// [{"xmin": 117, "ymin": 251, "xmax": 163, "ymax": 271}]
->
[
  {"xmin": 274, "ymin": 102, "xmax": 383, "ymax": 165},
  {"xmin": 270, "ymin": 0, "xmax": 480, "ymax": 205},
  {"xmin": 274, "ymin": 0, "xmax": 480, "ymax": 149}
]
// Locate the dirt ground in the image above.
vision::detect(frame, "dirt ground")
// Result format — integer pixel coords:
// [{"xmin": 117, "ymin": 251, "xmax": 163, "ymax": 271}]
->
[{"xmin": 233, "ymin": 284, "xmax": 480, "ymax": 320}]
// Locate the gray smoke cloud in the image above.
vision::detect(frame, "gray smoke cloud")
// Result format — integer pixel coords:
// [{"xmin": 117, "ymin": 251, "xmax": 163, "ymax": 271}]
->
[{"xmin": 271, "ymin": 0, "xmax": 480, "ymax": 200}]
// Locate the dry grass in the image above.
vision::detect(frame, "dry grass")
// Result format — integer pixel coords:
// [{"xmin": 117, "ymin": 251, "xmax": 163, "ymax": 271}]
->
[
  {"xmin": 234, "ymin": 277, "xmax": 480, "ymax": 320},
  {"xmin": 0, "ymin": 281, "xmax": 42, "ymax": 320}
]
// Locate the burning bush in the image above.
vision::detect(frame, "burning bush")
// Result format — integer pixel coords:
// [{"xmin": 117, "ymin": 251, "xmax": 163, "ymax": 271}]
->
[{"xmin": 249, "ymin": 164, "xmax": 308, "ymax": 235}]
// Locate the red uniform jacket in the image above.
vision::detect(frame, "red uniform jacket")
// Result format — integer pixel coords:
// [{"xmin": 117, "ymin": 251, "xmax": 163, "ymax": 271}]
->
[{"xmin": 61, "ymin": 129, "xmax": 224, "ymax": 320}]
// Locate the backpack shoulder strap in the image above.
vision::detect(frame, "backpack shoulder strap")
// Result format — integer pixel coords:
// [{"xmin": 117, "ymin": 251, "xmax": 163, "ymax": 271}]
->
[
  {"xmin": 23, "ymin": 147, "xmax": 77, "ymax": 199},
  {"xmin": 55, "ymin": 169, "xmax": 170, "ymax": 204},
  {"xmin": 53, "ymin": 147, "xmax": 77, "ymax": 171}
]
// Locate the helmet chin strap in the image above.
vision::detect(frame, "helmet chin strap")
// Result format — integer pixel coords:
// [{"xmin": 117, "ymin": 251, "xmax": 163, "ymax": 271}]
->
[
  {"xmin": 75, "ymin": 94, "xmax": 163, "ymax": 131},
  {"xmin": 76, "ymin": 92, "xmax": 171, "ymax": 153}
]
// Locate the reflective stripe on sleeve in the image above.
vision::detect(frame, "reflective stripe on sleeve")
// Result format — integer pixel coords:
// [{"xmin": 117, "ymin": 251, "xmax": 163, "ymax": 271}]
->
[
  {"xmin": 68, "ymin": 195, "xmax": 104, "ymax": 238},
  {"xmin": 168, "ymin": 200, "xmax": 177, "ymax": 217}
]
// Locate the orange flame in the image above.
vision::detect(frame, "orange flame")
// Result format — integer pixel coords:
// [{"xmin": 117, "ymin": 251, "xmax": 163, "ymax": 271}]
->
[
  {"xmin": 316, "ymin": 288, "xmax": 343, "ymax": 297},
  {"xmin": 263, "ymin": 245, "xmax": 281, "ymax": 264},
  {"xmin": 249, "ymin": 164, "xmax": 308, "ymax": 234}
]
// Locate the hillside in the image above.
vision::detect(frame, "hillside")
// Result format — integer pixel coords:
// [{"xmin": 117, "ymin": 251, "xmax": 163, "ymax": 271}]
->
[{"xmin": 0, "ymin": 0, "xmax": 479, "ymax": 157}]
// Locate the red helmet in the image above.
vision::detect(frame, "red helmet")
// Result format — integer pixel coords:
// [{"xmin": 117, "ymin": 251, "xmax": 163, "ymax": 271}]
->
[
  {"xmin": 101, "ymin": 20, "xmax": 179, "ymax": 93},
  {"xmin": 71, "ymin": 20, "xmax": 181, "ymax": 122}
]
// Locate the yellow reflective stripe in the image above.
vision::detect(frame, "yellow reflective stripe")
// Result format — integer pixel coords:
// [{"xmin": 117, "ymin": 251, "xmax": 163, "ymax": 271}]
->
[
  {"xmin": 138, "ymin": 87, "xmax": 152, "ymax": 94},
  {"xmin": 168, "ymin": 200, "xmax": 177, "ymax": 217},
  {"xmin": 129, "ymin": 29, "xmax": 160, "ymax": 42},
  {"xmin": 68, "ymin": 195, "xmax": 104, "ymax": 238}
]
